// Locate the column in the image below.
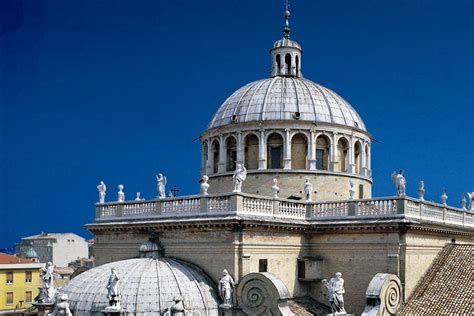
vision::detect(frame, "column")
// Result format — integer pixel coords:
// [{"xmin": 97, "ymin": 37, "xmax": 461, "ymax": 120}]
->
[
  {"xmin": 309, "ymin": 129, "xmax": 316, "ymax": 170},
  {"xmin": 330, "ymin": 132, "xmax": 338, "ymax": 171},
  {"xmin": 207, "ymin": 139, "xmax": 213, "ymax": 175},
  {"xmin": 367, "ymin": 144, "xmax": 371, "ymax": 177},
  {"xmin": 218, "ymin": 134, "xmax": 226, "ymax": 173},
  {"xmin": 236, "ymin": 132, "xmax": 243, "ymax": 165},
  {"xmin": 348, "ymin": 137, "xmax": 355, "ymax": 174},
  {"xmin": 258, "ymin": 129, "xmax": 267, "ymax": 169},
  {"xmin": 200, "ymin": 141, "xmax": 206, "ymax": 176},
  {"xmin": 284, "ymin": 128, "xmax": 291, "ymax": 169},
  {"xmin": 361, "ymin": 141, "xmax": 368, "ymax": 177}
]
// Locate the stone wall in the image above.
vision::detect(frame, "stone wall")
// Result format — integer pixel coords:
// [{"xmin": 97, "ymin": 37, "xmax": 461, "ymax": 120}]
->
[{"xmin": 208, "ymin": 172, "xmax": 372, "ymax": 200}]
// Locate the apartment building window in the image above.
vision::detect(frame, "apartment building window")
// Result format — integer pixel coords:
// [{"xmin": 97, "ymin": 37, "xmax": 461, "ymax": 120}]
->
[
  {"xmin": 25, "ymin": 271, "xmax": 32, "ymax": 283},
  {"xmin": 6, "ymin": 271, "xmax": 13, "ymax": 284},
  {"xmin": 25, "ymin": 291, "xmax": 32, "ymax": 303},
  {"xmin": 6, "ymin": 292, "xmax": 13, "ymax": 305}
]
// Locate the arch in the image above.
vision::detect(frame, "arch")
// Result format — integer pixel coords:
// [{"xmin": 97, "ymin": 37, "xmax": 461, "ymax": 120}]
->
[
  {"xmin": 267, "ymin": 133, "xmax": 284, "ymax": 169},
  {"xmin": 316, "ymin": 134, "xmax": 331, "ymax": 170},
  {"xmin": 295, "ymin": 55, "xmax": 299, "ymax": 76},
  {"xmin": 276, "ymin": 54, "xmax": 281, "ymax": 75},
  {"xmin": 225, "ymin": 136, "xmax": 237, "ymax": 171},
  {"xmin": 354, "ymin": 141, "xmax": 362, "ymax": 174},
  {"xmin": 211, "ymin": 140, "xmax": 220, "ymax": 174},
  {"xmin": 285, "ymin": 53, "xmax": 291, "ymax": 76},
  {"xmin": 202, "ymin": 141, "xmax": 208, "ymax": 171},
  {"xmin": 336, "ymin": 137, "xmax": 349, "ymax": 172},
  {"xmin": 244, "ymin": 133, "xmax": 259, "ymax": 170},
  {"xmin": 365, "ymin": 143, "xmax": 370, "ymax": 174},
  {"xmin": 291, "ymin": 133, "xmax": 308, "ymax": 169}
]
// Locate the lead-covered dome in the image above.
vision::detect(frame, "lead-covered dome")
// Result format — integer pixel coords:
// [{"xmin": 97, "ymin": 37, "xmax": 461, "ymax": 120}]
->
[
  {"xmin": 61, "ymin": 257, "xmax": 219, "ymax": 315},
  {"xmin": 209, "ymin": 77, "xmax": 366, "ymax": 131}
]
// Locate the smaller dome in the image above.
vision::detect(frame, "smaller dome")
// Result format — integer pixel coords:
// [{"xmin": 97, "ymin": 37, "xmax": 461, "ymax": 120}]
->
[
  {"xmin": 273, "ymin": 38, "xmax": 301, "ymax": 50},
  {"xmin": 139, "ymin": 240, "xmax": 163, "ymax": 258},
  {"xmin": 24, "ymin": 247, "xmax": 38, "ymax": 259}
]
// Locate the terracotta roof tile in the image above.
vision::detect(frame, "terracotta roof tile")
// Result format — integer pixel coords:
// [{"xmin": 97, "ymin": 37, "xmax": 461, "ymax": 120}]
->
[
  {"xmin": 0, "ymin": 252, "xmax": 35, "ymax": 264},
  {"xmin": 399, "ymin": 244, "xmax": 473, "ymax": 315}
]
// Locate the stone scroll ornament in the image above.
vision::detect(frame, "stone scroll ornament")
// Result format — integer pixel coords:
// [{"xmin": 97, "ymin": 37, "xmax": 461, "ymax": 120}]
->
[
  {"xmin": 236, "ymin": 272, "xmax": 294, "ymax": 316},
  {"xmin": 361, "ymin": 273, "xmax": 402, "ymax": 316}
]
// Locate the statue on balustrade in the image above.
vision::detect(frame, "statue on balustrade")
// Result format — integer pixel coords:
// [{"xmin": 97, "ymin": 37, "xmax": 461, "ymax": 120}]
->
[
  {"xmin": 117, "ymin": 184, "xmax": 125, "ymax": 202},
  {"xmin": 441, "ymin": 190, "xmax": 448, "ymax": 205},
  {"xmin": 322, "ymin": 272, "xmax": 346, "ymax": 314},
  {"xmin": 97, "ymin": 181, "xmax": 106, "ymax": 203},
  {"xmin": 156, "ymin": 174, "xmax": 167, "ymax": 199},
  {"xmin": 219, "ymin": 269, "xmax": 235, "ymax": 307},
  {"xmin": 467, "ymin": 192, "xmax": 474, "ymax": 211},
  {"xmin": 200, "ymin": 175, "xmax": 210, "ymax": 195},
  {"xmin": 391, "ymin": 170, "xmax": 406, "ymax": 196},
  {"xmin": 48, "ymin": 293, "xmax": 72, "ymax": 316},
  {"xmin": 418, "ymin": 181, "xmax": 425, "ymax": 201},
  {"xmin": 232, "ymin": 163, "xmax": 247, "ymax": 192},
  {"xmin": 304, "ymin": 178, "xmax": 313, "ymax": 202},
  {"xmin": 272, "ymin": 178, "xmax": 279, "ymax": 198},
  {"xmin": 349, "ymin": 180, "xmax": 356, "ymax": 200}
]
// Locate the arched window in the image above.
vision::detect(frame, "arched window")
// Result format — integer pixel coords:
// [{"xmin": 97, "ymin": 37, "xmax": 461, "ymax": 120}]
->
[
  {"xmin": 212, "ymin": 140, "xmax": 220, "ymax": 174},
  {"xmin": 365, "ymin": 144, "xmax": 370, "ymax": 174},
  {"xmin": 354, "ymin": 141, "xmax": 362, "ymax": 174},
  {"xmin": 359, "ymin": 184, "xmax": 364, "ymax": 199},
  {"xmin": 295, "ymin": 55, "xmax": 299, "ymax": 76},
  {"xmin": 291, "ymin": 133, "xmax": 308, "ymax": 169},
  {"xmin": 276, "ymin": 54, "xmax": 281, "ymax": 75},
  {"xmin": 285, "ymin": 53, "xmax": 291, "ymax": 76},
  {"xmin": 244, "ymin": 134, "xmax": 259, "ymax": 170},
  {"xmin": 226, "ymin": 136, "xmax": 237, "ymax": 171},
  {"xmin": 316, "ymin": 135, "xmax": 330, "ymax": 170},
  {"xmin": 337, "ymin": 138, "xmax": 349, "ymax": 172},
  {"xmin": 202, "ymin": 142, "xmax": 208, "ymax": 171},
  {"xmin": 267, "ymin": 133, "xmax": 283, "ymax": 169}
]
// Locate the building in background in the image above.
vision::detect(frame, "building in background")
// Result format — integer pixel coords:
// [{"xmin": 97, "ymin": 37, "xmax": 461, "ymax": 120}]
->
[
  {"xmin": 0, "ymin": 253, "xmax": 43, "ymax": 313},
  {"xmin": 16, "ymin": 232, "xmax": 89, "ymax": 268}
]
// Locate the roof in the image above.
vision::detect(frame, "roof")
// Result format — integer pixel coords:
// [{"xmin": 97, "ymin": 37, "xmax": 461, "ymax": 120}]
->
[
  {"xmin": 399, "ymin": 244, "xmax": 474, "ymax": 315},
  {"xmin": 61, "ymin": 257, "xmax": 219, "ymax": 315},
  {"xmin": 208, "ymin": 77, "xmax": 367, "ymax": 131},
  {"xmin": 0, "ymin": 252, "xmax": 35, "ymax": 264},
  {"xmin": 22, "ymin": 232, "xmax": 85, "ymax": 241}
]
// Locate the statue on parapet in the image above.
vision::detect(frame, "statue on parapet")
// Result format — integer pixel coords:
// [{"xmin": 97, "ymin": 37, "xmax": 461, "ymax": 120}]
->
[
  {"xmin": 322, "ymin": 272, "xmax": 346, "ymax": 314},
  {"xmin": 391, "ymin": 170, "xmax": 406, "ymax": 196},
  {"xmin": 349, "ymin": 180, "xmax": 356, "ymax": 200},
  {"xmin": 106, "ymin": 268, "xmax": 121, "ymax": 310},
  {"xmin": 467, "ymin": 192, "xmax": 474, "ymax": 211},
  {"xmin": 48, "ymin": 293, "xmax": 72, "ymax": 316},
  {"xmin": 304, "ymin": 178, "xmax": 313, "ymax": 202},
  {"xmin": 156, "ymin": 174, "xmax": 167, "ymax": 199},
  {"xmin": 38, "ymin": 262, "xmax": 57, "ymax": 304},
  {"xmin": 272, "ymin": 178, "xmax": 279, "ymax": 198},
  {"xmin": 219, "ymin": 269, "xmax": 235, "ymax": 307},
  {"xmin": 200, "ymin": 175, "xmax": 210, "ymax": 195},
  {"xmin": 418, "ymin": 181, "xmax": 425, "ymax": 201},
  {"xmin": 117, "ymin": 184, "xmax": 125, "ymax": 203},
  {"xmin": 232, "ymin": 163, "xmax": 247, "ymax": 193},
  {"xmin": 97, "ymin": 181, "xmax": 106, "ymax": 203}
]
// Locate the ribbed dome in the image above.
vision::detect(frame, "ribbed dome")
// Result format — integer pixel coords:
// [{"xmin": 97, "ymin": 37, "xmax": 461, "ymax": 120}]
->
[
  {"xmin": 23, "ymin": 247, "xmax": 38, "ymax": 259},
  {"xmin": 61, "ymin": 257, "xmax": 219, "ymax": 315},
  {"xmin": 209, "ymin": 77, "xmax": 366, "ymax": 131},
  {"xmin": 273, "ymin": 38, "xmax": 301, "ymax": 50}
]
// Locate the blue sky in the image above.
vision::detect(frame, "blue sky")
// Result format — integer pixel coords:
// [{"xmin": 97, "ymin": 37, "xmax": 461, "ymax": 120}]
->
[{"xmin": 0, "ymin": 0, "xmax": 473, "ymax": 248}]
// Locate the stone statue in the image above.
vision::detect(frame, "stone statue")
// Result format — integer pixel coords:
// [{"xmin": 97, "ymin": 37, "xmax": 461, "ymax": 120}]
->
[
  {"xmin": 219, "ymin": 269, "xmax": 235, "ymax": 307},
  {"xmin": 467, "ymin": 192, "xmax": 474, "ymax": 211},
  {"xmin": 304, "ymin": 178, "xmax": 313, "ymax": 202},
  {"xmin": 349, "ymin": 180, "xmax": 356, "ymax": 200},
  {"xmin": 135, "ymin": 192, "xmax": 142, "ymax": 201},
  {"xmin": 106, "ymin": 268, "xmax": 120, "ymax": 308},
  {"xmin": 272, "ymin": 178, "xmax": 279, "ymax": 198},
  {"xmin": 200, "ymin": 175, "xmax": 210, "ymax": 195},
  {"xmin": 460, "ymin": 194, "xmax": 467, "ymax": 210},
  {"xmin": 38, "ymin": 262, "xmax": 56, "ymax": 303},
  {"xmin": 441, "ymin": 191, "xmax": 448, "ymax": 205},
  {"xmin": 48, "ymin": 293, "xmax": 72, "ymax": 316},
  {"xmin": 156, "ymin": 174, "xmax": 167, "ymax": 199},
  {"xmin": 97, "ymin": 181, "xmax": 106, "ymax": 204},
  {"xmin": 162, "ymin": 295, "xmax": 187, "ymax": 316},
  {"xmin": 391, "ymin": 170, "xmax": 406, "ymax": 196},
  {"xmin": 232, "ymin": 163, "xmax": 247, "ymax": 192},
  {"xmin": 117, "ymin": 185, "xmax": 125, "ymax": 203},
  {"xmin": 418, "ymin": 181, "xmax": 425, "ymax": 201},
  {"xmin": 322, "ymin": 272, "xmax": 346, "ymax": 314}
]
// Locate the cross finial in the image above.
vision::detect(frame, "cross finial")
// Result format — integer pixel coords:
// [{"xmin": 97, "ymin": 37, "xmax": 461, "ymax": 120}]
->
[{"xmin": 283, "ymin": 0, "xmax": 291, "ymax": 38}]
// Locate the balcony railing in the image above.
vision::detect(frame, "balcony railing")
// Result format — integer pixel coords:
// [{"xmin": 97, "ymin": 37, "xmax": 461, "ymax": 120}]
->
[{"xmin": 95, "ymin": 193, "xmax": 474, "ymax": 229}]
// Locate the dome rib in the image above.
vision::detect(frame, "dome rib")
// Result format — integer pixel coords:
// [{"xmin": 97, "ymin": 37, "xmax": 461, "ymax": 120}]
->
[{"xmin": 208, "ymin": 77, "xmax": 366, "ymax": 131}]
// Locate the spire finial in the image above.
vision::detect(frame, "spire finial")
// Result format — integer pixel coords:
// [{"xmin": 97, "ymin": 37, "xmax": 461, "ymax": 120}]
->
[{"xmin": 283, "ymin": 0, "xmax": 291, "ymax": 39}]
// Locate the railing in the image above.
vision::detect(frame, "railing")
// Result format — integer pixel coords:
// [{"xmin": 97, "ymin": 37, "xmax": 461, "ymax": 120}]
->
[{"xmin": 94, "ymin": 193, "xmax": 474, "ymax": 229}]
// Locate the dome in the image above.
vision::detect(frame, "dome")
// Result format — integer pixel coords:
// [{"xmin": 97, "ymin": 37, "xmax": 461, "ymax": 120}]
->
[
  {"xmin": 61, "ymin": 257, "xmax": 219, "ymax": 315},
  {"xmin": 209, "ymin": 77, "xmax": 366, "ymax": 131},
  {"xmin": 273, "ymin": 37, "xmax": 301, "ymax": 50},
  {"xmin": 24, "ymin": 247, "xmax": 38, "ymax": 259}
]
